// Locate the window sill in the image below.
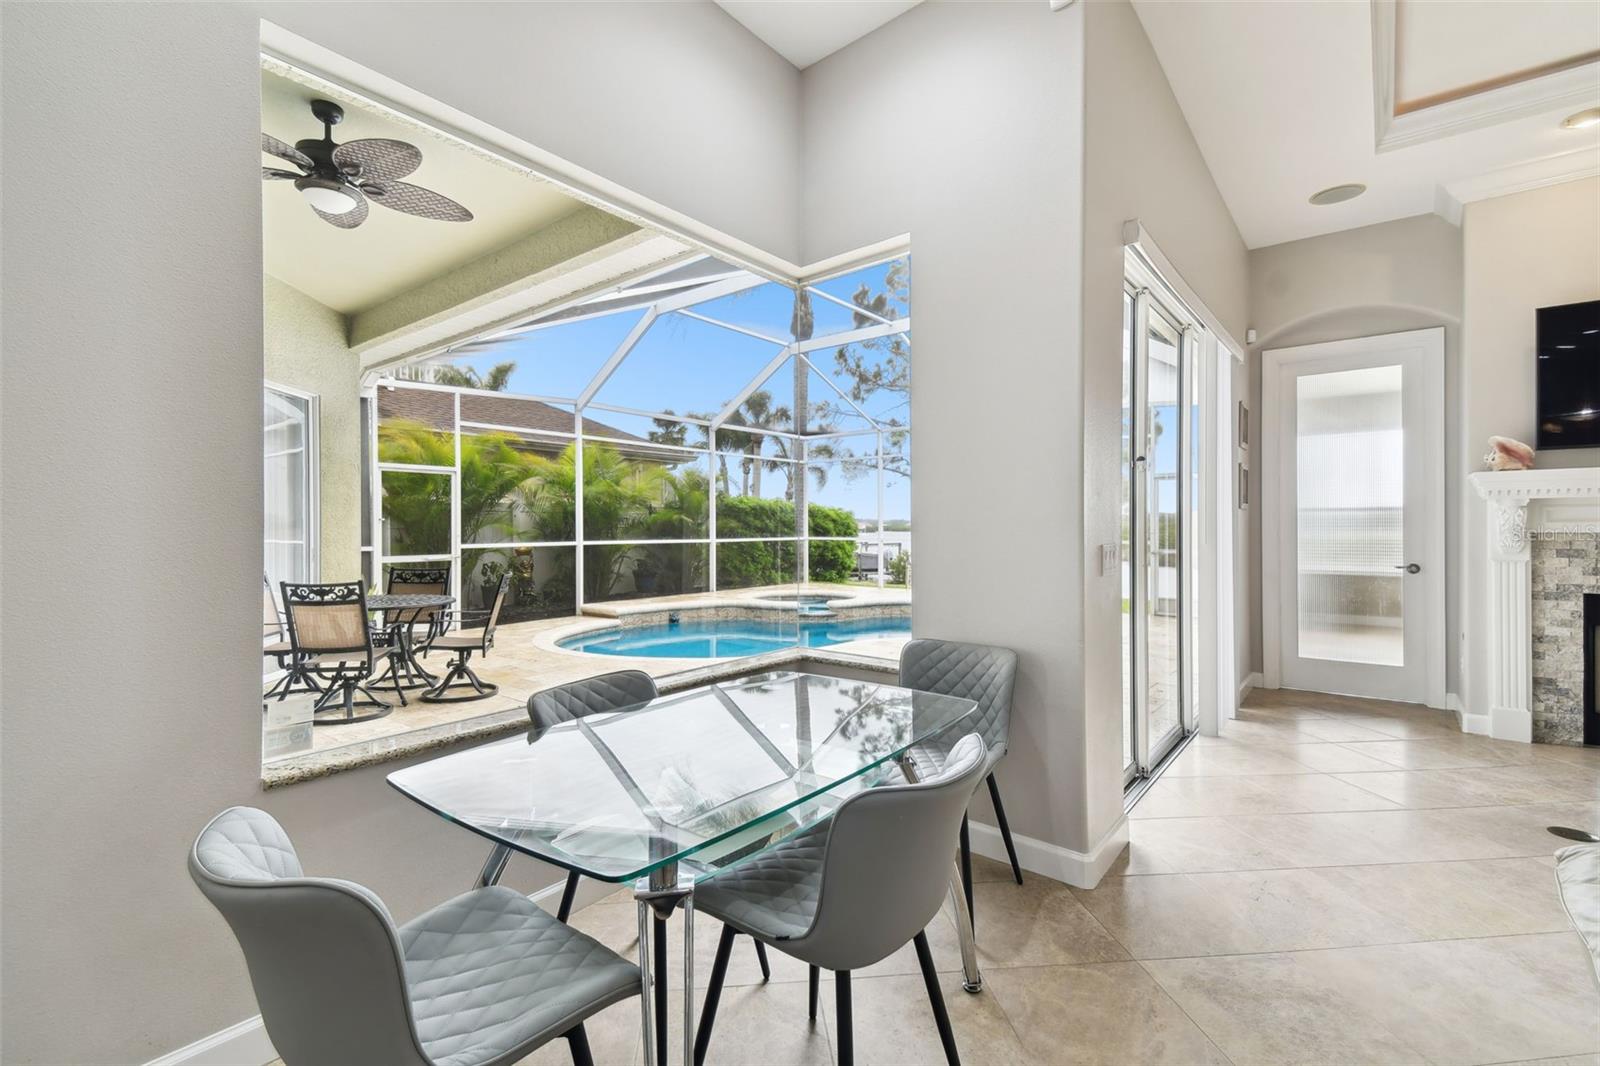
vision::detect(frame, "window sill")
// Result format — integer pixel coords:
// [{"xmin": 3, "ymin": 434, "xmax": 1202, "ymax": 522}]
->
[{"xmin": 259, "ymin": 645, "xmax": 898, "ymax": 789}]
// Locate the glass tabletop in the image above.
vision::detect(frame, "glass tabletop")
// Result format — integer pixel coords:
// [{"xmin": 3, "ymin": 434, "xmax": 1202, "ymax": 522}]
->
[{"xmin": 387, "ymin": 671, "xmax": 976, "ymax": 883}]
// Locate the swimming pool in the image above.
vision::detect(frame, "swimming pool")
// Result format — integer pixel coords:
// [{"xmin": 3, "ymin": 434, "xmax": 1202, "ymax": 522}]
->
[{"xmin": 558, "ymin": 614, "xmax": 912, "ymax": 658}]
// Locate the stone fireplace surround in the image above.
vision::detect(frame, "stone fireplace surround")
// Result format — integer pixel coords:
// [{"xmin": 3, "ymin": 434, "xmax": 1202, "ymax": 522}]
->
[{"xmin": 1469, "ymin": 468, "xmax": 1600, "ymax": 744}]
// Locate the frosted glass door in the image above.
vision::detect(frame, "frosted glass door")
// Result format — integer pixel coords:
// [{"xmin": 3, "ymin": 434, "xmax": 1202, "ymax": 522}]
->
[
  {"xmin": 1295, "ymin": 365, "xmax": 1404, "ymax": 666},
  {"xmin": 1266, "ymin": 330, "xmax": 1444, "ymax": 706}
]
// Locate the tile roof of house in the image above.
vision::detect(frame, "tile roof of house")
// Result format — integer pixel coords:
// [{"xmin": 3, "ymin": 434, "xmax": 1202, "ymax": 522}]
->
[{"xmin": 375, "ymin": 386, "xmax": 689, "ymax": 463}]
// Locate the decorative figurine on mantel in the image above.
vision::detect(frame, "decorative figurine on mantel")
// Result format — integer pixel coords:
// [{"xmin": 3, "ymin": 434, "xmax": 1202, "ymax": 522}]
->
[{"xmin": 1484, "ymin": 435, "xmax": 1536, "ymax": 471}]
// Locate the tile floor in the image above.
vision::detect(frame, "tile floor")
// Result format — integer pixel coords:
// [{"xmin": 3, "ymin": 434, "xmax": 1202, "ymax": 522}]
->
[{"xmin": 521, "ymin": 688, "xmax": 1599, "ymax": 1065}]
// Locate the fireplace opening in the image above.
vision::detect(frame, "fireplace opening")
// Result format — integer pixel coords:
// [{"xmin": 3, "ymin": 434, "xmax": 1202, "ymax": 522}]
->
[{"xmin": 1586, "ymin": 592, "xmax": 1598, "ymax": 747}]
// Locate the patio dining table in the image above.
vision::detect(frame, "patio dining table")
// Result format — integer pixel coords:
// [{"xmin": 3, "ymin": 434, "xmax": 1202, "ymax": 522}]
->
[
  {"xmin": 367, "ymin": 593, "xmax": 454, "ymax": 693},
  {"xmin": 387, "ymin": 670, "xmax": 983, "ymax": 1066}
]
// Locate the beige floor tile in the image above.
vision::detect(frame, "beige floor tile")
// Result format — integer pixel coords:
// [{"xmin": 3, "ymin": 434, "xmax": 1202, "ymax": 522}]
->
[
  {"xmin": 1144, "ymin": 951, "xmax": 1430, "ymax": 1065},
  {"xmin": 1287, "ymin": 717, "xmax": 1404, "ymax": 743},
  {"xmin": 1073, "ymin": 866, "xmax": 1416, "ymax": 958},
  {"xmin": 961, "ymin": 877, "xmax": 1129, "ymax": 968},
  {"xmin": 1304, "ymin": 933, "xmax": 1600, "ymax": 1064},
  {"xmin": 1225, "ymin": 808, "xmax": 1522, "ymax": 867},
  {"xmin": 1343, "ymin": 735, "xmax": 1542, "ymax": 770},
  {"xmin": 1131, "ymin": 772, "xmax": 1400, "ymax": 819},
  {"xmin": 1444, "ymin": 801, "xmax": 1600, "ymax": 856},
  {"xmin": 1160, "ymin": 742, "xmax": 1315, "ymax": 777},
  {"xmin": 1306, "ymin": 857, "xmax": 1572, "ymax": 940},
  {"xmin": 986, "ymin": 962, "xmax": 1230, "ymax": 1065},
  {"xmin": 664, "ymin": 982, "xmax": 833, "ymax": 1066},
  {"xmin": 1273, "ymin": 741, "xmax": 1405, "ymax": 773},
  {"xmin": 1334, "ymin": 764, "xmax": 1599, "ymax": 809},
  {"xmin": 821, "ymin": 971, "xmax": 1031, "ymax": 1066},
  {"xmin": 1124, "ymin": 815, "xmax": 1300, "ymax": 873},
  {"xmin": 1339, "ymin": 714, "xmax": 1463, "ymax": 740},
  {"xmin": 510, "ymin": 997, "xmax": 641, "ymax": 1066}
]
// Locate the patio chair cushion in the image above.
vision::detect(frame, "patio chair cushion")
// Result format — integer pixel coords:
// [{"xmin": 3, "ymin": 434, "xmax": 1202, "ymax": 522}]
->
[
  {"xmin": 429, "ymin": 631, "xmax": 488, "ymax": 651},
  {"xmin": 262, "ymin": 640, "xmax": 292, "ymax": 656},
  {"xmin": 398, "ymin": 885, "xmax": 639, "ymax": 1066},
  {"xmin": 691, "ymin": 819, "xmax": 829, "ymax": 942}
]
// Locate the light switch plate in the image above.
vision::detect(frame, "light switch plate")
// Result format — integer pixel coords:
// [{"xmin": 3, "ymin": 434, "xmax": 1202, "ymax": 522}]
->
[{"xmin": 1100, "ymin": 543, "xmax": 1119, "ymax": 575}]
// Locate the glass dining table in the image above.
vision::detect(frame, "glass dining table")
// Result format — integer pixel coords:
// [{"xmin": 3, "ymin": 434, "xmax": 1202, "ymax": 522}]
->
[{"xmin": 388, "ymin": 670, "xmax": 983, "ymax": 1066}]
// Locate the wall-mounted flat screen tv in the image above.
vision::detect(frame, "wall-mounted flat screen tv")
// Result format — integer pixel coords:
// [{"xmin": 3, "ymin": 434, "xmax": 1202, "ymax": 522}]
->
[{"xmin": 1536, "ymin": 299, "xmax": 1600, "ymax": 450}]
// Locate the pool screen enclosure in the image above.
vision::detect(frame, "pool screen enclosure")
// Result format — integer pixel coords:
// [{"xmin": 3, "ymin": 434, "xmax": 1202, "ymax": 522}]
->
[{"xmin": 363, "ymin": 254, "xmax": 912, "ymax": 625}]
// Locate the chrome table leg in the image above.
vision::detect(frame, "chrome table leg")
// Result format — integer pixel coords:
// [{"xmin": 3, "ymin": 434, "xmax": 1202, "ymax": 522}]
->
[
  {"xmin": 949, "ymin": 859, "xmax": 982, "ymax": 992},
  {"xmin": 636, "ymin": 897, "xmax": 656, "ymax": 1066},
  {"xmin": 635, "ymin": 862, "xmax": 693, "ymax": 1066},
  {"xmin": 475, "ymin": 843, "xmax": 512, "ymax": 888}
]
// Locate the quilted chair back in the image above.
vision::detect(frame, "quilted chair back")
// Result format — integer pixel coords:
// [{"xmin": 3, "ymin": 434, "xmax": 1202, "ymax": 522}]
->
[
  {"xmin": 792, "ymin": 733, "xmax": 986, "ymax": 971},
  {"xmin": 899, "ymin": 639, "xmax": 1018, "ymax": 757},
  {"xmin": 189, "ymin": 807, "xmax": 429, "ymax": 1066},
  {"xmin": 528, "ymin": 670, "xmax": 658, "ymax": 729}
]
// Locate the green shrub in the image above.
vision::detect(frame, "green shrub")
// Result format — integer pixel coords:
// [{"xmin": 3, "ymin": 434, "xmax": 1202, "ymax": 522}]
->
[
  {"xmin": 807, "ymin": 505, "xmax": 856, "ymax": 582},
  {"xmin": 713, "ymin": 495, "xmax": 857, "ymax": 585}
]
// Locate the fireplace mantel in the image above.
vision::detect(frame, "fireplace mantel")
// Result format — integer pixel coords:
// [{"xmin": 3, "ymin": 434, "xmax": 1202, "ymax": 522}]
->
[{"xmin": 1469, "ymin": 467, "xmax": 1600, "ymax": 741}]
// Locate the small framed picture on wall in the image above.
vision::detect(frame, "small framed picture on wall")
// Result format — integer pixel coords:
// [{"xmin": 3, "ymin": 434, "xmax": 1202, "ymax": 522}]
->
[
  {"xmin": 1238, "ymin": 463, "xmax": 1249, "ymax": 509},
  {"xmin": 1238, "ymin": 401, "xmax": 1250, "ymax": 450}
]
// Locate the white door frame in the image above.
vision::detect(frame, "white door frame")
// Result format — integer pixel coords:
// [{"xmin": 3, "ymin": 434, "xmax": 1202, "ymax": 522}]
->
[{"xmin": 1260, "ymin": 328, "xmax": 1446, "ymax": 708}]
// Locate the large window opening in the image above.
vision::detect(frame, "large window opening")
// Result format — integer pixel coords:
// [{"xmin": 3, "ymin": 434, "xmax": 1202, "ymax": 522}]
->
[{"xmin": 260, "ymin": 59, "xmax": 910, "ymax": 769}]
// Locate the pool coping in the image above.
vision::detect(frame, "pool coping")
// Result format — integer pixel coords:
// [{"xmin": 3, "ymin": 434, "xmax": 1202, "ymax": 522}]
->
[{"xmin": 259, "ymin": 645, "xmax": 899, "ymax": 790}]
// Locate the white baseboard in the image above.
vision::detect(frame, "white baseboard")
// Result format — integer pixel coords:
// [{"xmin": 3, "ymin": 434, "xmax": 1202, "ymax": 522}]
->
[
  {"xmin": 145, "ymin": 1015, "xmax": 276, "ymax": 1066},
  {"xmin": 147, "ymin": 873, "xmax": 617, "ymax": 1066},
  {"xmin": 1446, "ymin": 692, "xmax": 1493, "ymax": 735},
  {"xmin": 966, "ymin": 814, "xmax": 1129, "ymax": 890},
  {"xmin": 1237, "ymin": 671, "xmax": 1262, "ymax": 705}
]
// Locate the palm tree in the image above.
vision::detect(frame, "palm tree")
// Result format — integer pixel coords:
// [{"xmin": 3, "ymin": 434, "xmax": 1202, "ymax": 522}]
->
[{"xmin": 429, "ymin": 361, "xmax": 516, "ymax": 391}]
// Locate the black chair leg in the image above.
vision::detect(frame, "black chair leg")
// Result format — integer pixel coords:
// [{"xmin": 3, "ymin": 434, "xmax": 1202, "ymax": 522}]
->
[
  {"xmin": 654, "ymin": 915, "xmax": 668, "ymax": 1066},
  {"xmin": 563, "ymin": 1024, "xmax": 594, "ymax": 1066},
  {"xmin": 694, "ymin": 924, "xmax": 737, "ymax": 1066},
  {"xmin": 960, "ymin": 815, "xmax": 975, "ymax": 934},
  {"xmin": 808, "ymin": 964, "xmax": 820, "ymax": 1021},
  {"xmin": 556, "ymin": 871, "xmax": 580, "ymax": 923},
  {"xmin": 754, "ymin": 939, "xmax": 771, "ymax": 981},
  {"xmin": 987, "ymin": 774, "xmax": 1024, "ymax": 885},
  {"xmin": 914, "ymin": 931, "xmax": 961, "ymax": 1066},
  {"xmin": 836, "ymin": 970, "xmax": 854, "ymax": 1066}
]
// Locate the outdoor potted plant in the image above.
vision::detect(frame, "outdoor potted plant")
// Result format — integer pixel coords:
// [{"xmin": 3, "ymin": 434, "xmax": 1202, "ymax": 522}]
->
[{"xmin": 478, "ymin": 560, "xmax": 506, "ymax": 610}]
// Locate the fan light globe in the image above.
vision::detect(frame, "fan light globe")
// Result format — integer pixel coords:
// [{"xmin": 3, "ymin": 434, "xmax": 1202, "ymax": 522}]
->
[{"xmin": 295, "ymin": 177, "xmax": 358, "ymax": 215}]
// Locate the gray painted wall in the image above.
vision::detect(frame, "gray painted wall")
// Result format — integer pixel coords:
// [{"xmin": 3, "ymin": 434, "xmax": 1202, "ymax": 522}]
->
[
  {"xmin": 1079, "ymin": 0, "xmax": 1249, "ymax": 848},
  {"xmin": 1460, "ymin": 178, "xmax": 1600, "ymax": 725},
  {"xmin": 1245, "ymin": 214, "xmax": 1465, "ymax": 695},
  {"xmin": 0, "ymin": 4, "xmax": 801, "ymax": 1061},
  {"xmin": 801, "ymin": 0, "xmax": 1247, "ymax": 856},
  {"xmin": 802, "ymin": 1, "xmax": 1090, "ymax": 853}
]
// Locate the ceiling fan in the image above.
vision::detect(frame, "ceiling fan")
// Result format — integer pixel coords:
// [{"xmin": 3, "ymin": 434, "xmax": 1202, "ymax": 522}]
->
[{"xmin": 261, "ymin": 99, "xmax": 473, "ymax": 229}]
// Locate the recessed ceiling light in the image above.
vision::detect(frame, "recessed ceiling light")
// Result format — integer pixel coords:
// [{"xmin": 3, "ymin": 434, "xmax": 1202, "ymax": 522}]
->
[
  {"xmin": 1561, "ymin": 107, "xmax": 1600, "ymax": 130},
  {"xmin": 1309, "ymin": 183, "xmax": 1366, "ymax": 206}
]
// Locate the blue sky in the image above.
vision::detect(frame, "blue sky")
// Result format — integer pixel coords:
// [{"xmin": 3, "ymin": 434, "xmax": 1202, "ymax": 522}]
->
[{"xmin": 449, "ymin": 260, "xmax": 911, "ymax": 522}]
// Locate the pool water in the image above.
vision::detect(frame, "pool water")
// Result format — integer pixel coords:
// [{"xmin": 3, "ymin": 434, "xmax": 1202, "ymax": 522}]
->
[{"xmin": 558, "ymin": 615, "xmax": 912, "ymax": 658}]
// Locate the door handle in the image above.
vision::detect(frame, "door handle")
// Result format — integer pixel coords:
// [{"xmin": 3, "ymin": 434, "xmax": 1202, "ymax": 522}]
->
[{"xmin": 1393, "ymin": 563, "xmax": 1421, "ymax": 574}]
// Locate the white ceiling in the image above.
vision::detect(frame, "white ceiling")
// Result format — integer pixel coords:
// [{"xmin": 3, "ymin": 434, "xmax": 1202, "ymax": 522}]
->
[
  {"xmin": 1131, "ymin": 0, "xmax": 1600, "ymax": 249},
  {"xmin": 714, "ymin": 0, "xmax": 922, "ymax": 69},
  {"xmin": 1394, "ymin": 1, "xmax": 1598, "ymax": 107},
  {"xmin": 262, "ymin": 69, "xmax": 588, "ymax": 315}
]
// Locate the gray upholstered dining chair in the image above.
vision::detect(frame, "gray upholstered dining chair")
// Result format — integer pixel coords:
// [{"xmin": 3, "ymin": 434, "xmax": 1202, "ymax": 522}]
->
[
  {"xmin": 899, "ymin": 638, "xmax": 1022, "ymax": 929},
  {"xmin": 422, "ymin": 574, "xmax": 509, "ymax": 703},
  {"xmin": 189, "ymin": 806, "xmax": 638, "ymax": 1066},
  {"xmin": 527, "ymin": 671, "xmax": 777, "ymax": 978},
  {"xmin": 692, "ymin": 733, "xmax": 987, "ymax": 1066}
]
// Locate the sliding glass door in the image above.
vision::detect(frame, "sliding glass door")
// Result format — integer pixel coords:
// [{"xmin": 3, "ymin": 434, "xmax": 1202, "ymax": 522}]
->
[{"xmin": 1123, "ymin": 282, "xmax": 1199, "ymax": 784}]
